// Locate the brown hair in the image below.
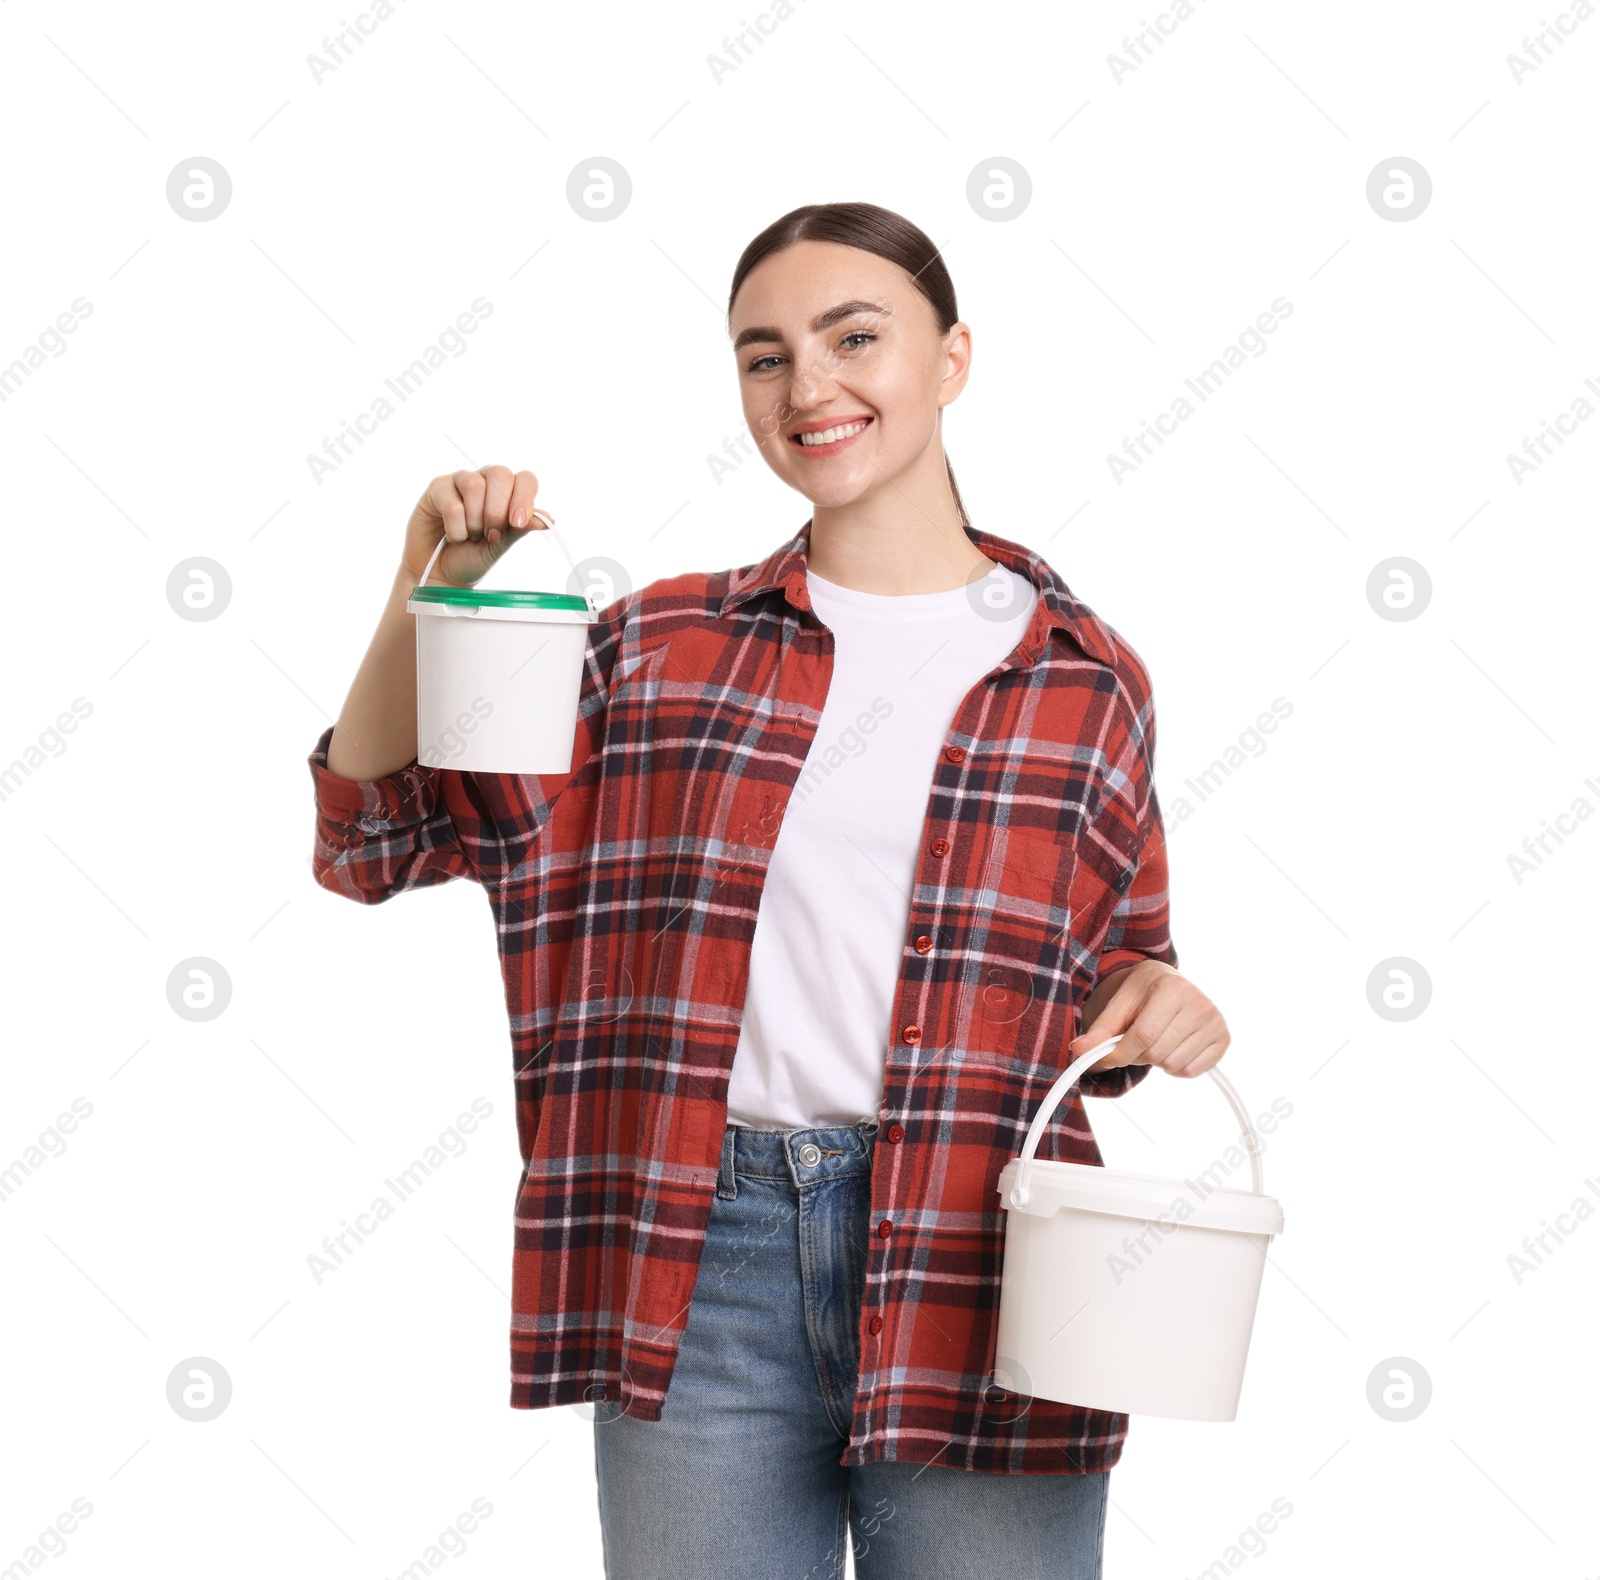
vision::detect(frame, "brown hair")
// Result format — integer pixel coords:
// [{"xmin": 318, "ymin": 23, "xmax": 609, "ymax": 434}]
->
[{"xmin": 726, "ymin": 202, "xmax": 970, "ymax": 530}]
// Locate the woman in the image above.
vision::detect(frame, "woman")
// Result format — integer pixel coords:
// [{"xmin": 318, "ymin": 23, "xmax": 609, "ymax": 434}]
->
[{"xmin": 309, "ymin": 201, "xmax": 1230, "ymax": 1579}]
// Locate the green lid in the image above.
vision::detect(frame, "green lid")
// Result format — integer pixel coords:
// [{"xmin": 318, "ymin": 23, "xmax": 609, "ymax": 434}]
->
[{"xmin": 409, "ymin": 585, "xmax": 591, "ymax": 613}]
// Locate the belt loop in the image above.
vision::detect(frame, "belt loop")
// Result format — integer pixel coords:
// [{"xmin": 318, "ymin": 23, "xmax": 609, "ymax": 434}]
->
[{"xmin": 716, "ymin": 1125, "xmax": 738, "ymax": 1199}]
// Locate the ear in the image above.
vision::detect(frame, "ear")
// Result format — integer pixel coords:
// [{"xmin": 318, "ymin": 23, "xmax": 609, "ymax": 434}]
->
[{"xmin": 937, "ymin": 320, "xmax": 973, "ymax": 409}]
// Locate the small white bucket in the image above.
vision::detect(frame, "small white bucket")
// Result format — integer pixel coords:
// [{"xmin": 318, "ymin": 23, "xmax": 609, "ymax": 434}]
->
[
  {"xmin": 993, "ymin": 1036, "xmax": 1285, "ymax": 1422},
  {"xmin": 404, "ymin": 525, "xmax": 594, "ymax": 775}
]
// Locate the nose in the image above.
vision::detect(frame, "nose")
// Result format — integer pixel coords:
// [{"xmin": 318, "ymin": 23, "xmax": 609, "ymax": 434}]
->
[{"xmin": 786, "ymin": 355, "xmax": 841, "ymax": 411}]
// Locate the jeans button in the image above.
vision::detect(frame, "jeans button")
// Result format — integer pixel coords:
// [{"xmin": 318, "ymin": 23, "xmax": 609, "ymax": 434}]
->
[{"xmin": 797, "ymin": 1142, "xmax": 822, "ymax": 1166}]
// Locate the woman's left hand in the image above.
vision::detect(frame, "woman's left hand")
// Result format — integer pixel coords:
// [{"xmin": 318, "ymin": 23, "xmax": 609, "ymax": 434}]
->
[{"xmin": 1068, "ymin": 960, "xmax": 1230, "ymax": 1078}]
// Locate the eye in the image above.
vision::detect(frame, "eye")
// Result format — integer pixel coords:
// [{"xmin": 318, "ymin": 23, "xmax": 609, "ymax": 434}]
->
[{"xmin": 743, "ymin": 328, "xmax": 878, "ymax": 375}]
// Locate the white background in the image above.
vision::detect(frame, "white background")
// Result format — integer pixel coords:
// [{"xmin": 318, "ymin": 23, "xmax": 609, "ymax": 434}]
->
[{"xmin": 2, "ymin": 0, "xmax": 1596, "ymax": 1575}]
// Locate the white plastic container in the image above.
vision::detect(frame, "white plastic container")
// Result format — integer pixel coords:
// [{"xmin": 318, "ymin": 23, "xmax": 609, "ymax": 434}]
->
[
  {"xmin": 404, "ymin": 529, "xmax": 594, "ymax": 775},
  {"xmin": 993, "ymin": 1037, "xmax": 1284, "ymax": 1421}
]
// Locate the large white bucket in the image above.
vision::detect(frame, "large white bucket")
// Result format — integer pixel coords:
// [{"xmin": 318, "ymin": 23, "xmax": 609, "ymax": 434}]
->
[
  {"xmin": 404, "ymin": 526, "xmax": 594, "ymax": 775},
  {"xmin": 993, "ymin": 1036, "xmax": 1284, "ymax": 1422}
]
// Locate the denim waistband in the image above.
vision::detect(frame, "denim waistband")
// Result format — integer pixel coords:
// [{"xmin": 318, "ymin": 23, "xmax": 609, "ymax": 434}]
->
[{"xmin": 716, "ymin": 1119, "xmax": 877, "ymax": 1197}]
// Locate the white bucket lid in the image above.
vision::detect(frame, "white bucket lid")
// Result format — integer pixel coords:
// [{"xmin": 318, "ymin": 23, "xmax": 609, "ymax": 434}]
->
[
  {"xmin": 997, "ymin": 1156, "xmax": 1283, "ymax": 1236},
  {"xmin": 406, "ymin": 589, "xmax": 593, "ymax": 626},
  {"xmin": 404, "ymin": 509, "xmax": 596, "ymax": 625}
]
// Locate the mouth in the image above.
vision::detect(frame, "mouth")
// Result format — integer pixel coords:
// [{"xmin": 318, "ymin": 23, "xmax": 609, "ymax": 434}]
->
[{"xmin": 788, "ymin": 416, "xmax": 873, "ymax": 457}]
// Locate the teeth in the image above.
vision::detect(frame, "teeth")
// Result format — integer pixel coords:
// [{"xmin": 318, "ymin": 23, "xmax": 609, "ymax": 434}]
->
[{"xmin": 798, "ymin": 420, "xmax": 868, "ymax": 446}]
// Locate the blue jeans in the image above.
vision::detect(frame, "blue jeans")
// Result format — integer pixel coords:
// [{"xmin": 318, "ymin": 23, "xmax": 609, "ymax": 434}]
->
[{"xmin": 592, "ymin": 1121, "xmax": 1109, "ymax": 1579}]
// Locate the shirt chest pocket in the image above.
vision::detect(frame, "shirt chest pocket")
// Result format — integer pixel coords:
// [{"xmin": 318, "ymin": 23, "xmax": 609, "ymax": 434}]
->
[
  {"xmin": 989, "ymin": 818, "xmax": 1139, "ymax": 952},
  {"xmin": 990, "ymin": 828, "xmax": 1071, "ymax": 917}
]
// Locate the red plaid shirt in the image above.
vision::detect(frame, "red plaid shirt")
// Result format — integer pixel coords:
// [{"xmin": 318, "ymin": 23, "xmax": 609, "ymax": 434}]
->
[{"xmin": 308, "ymin": 517, "xmax": 1177, "ymax": 1476}]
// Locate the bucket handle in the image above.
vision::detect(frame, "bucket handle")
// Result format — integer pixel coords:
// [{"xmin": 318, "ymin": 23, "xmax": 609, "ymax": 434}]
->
[
  {"xmin": 1007, "ymin": 1034, "xmax": 1264, "ymax": 1209},
  {"xmin": 413, "ymin": 506, "xmax": 559, "ymax": 589}
]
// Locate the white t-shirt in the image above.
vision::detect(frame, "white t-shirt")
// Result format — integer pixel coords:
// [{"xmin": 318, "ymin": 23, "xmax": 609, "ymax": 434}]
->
[{"xmin": 725, "ymin": 561, "xmax": 1040, "ymax": 1129}]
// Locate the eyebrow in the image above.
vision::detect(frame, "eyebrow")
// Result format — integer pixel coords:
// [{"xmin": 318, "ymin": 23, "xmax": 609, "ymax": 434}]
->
[{"xmin": 731, "ymin": 299, "xmax": 892, "ymax": 352}]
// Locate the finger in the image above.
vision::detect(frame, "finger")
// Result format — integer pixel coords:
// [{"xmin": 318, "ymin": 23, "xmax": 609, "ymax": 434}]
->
[
  {"xmin": 1084, "ymin": 1039, "xmax": 1134, "ymax": 1073},
  {"xmin": 1138, "ymin": 1004, "xmax": 1218, "ymax": 1073},
  {"xmin": 480, "ymin": 465, "xmax": 516, "ymax": 539},
  {"xmin": 1164, "ymin": 1032, "xmax": 1230, "ymax": 1079},
  {"xmin": 1075, "ymin": 1015, "xmax": 1142, "ymax": 1069},
  {"xmin": 453, "ymin": 470, "xmax": 488, "ymax": 538},
  {"xmin": 1086, "ymin": 1025, "xmax": 1151, "ymax": 1071},
  {"xmin": 1150, "ymin": 1028, "xmax": 1220, "ymax": 1077},
  {"xmin": 1109, "ymin": 992, "xmax": 1192, "ymax": 1069},
  {"xmin": 504, "ymin": 469, "xmax": 542, "ymax": 537},
  {"xmin": 429, "ymin": 474, "xmax": 469, "ymax": 543}
]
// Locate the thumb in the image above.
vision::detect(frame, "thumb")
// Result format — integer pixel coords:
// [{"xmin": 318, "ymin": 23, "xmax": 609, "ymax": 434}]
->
[
  {"xmin": 1069, "ymin": 994, "xmax": 1147, "ymax": 1069},
  {"xmin": 482, "ymin": 504, "xmax": 552, "ymax": 562}
]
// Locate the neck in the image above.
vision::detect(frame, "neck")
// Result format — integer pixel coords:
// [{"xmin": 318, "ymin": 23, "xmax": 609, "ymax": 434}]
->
[{"xmin": 805, "ymin": 457, "xmax": 997, "ymax": 595}]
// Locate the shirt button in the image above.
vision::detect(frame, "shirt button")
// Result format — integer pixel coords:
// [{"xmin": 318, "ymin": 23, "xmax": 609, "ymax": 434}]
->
[
  {"xmin": 869, "ymin": 1315, "xmax": 884, "ymax": 1335},
  {"xmin": 930, "ymin": 838, "xmax": 950, "ymax": 857},
  {"xmin": 901, "ymin": 1025, "xmax": 921, "ymax": 1044},
  {"xmin": 886, "ymin": 1123, "xmax": 904, "ymax": 1143},
  {"xmin": 877, "ymin": 1219, "xmax": 893, "ymax": 1238},
  {"xmin": 914, "ymin": 935, "xmax": 933, "ymax": 953},
  {"xmin": 944, "ymin": 744, "xmax": 965, "ymax": 763}
]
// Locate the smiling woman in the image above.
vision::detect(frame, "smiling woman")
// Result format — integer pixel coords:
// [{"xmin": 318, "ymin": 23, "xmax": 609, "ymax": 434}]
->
[
  {"xmin": 307, "ymin": 199, "xmax": 1223, "ymax": 1580},
  {"xmin": 726, "ymin": 215, "xmax": 980, "ymax": 567}
]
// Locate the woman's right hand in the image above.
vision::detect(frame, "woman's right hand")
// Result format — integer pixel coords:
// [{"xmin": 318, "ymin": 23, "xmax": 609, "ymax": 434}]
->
[{"xmin": 402, "ymin": 466, "xmax": 550, "ymax": 588}]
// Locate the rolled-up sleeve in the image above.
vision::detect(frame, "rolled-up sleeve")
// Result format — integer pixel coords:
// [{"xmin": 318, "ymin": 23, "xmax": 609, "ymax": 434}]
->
[
  {"xmin": 309, "ymin": 732, "xmax": 476, "ymax": 904},
  {"xmin": 308, "ymin": 590, "xmax": 638, "ymax": 906}
]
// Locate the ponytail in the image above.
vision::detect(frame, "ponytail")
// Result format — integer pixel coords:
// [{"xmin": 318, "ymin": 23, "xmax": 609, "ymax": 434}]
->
[{"xmin": 945, "ymin": 454, "xmax": 970, "ymax": 530}]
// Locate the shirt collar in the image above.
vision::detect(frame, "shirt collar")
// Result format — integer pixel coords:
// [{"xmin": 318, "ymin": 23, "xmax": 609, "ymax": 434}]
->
[{"xmin": 716, "ymin": 516, "xmax": 1118, "ymax": 668}]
